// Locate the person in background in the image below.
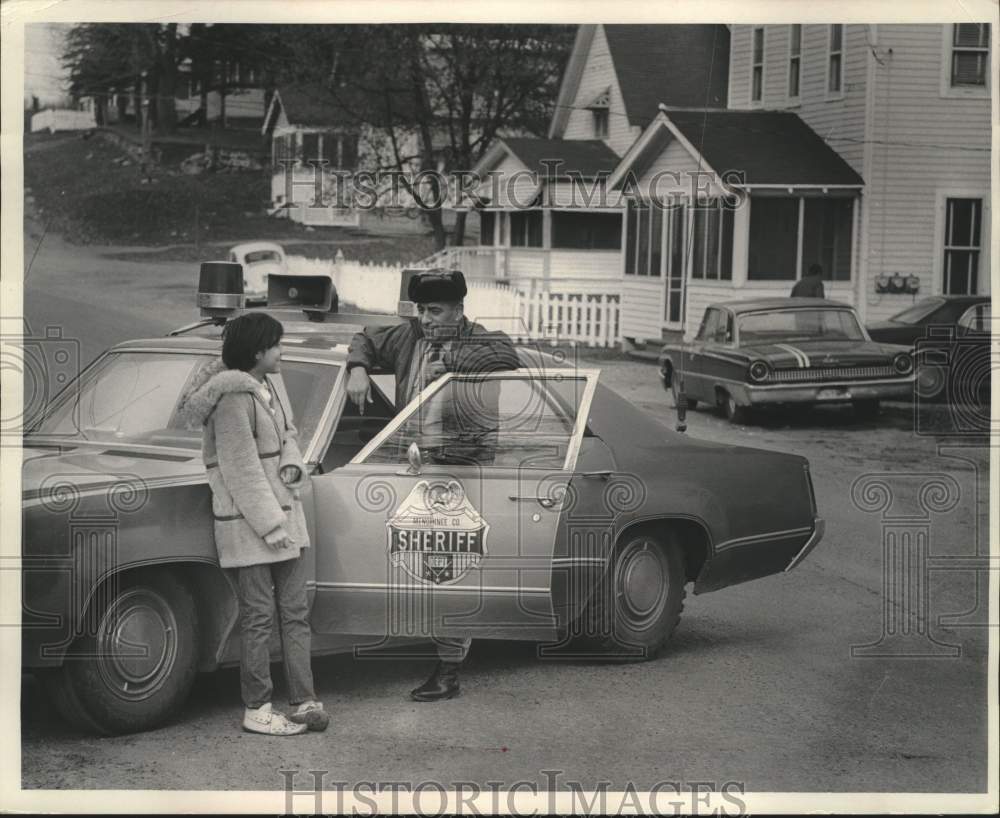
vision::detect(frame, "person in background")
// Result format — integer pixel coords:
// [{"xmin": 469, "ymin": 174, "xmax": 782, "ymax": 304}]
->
[
  {"xmin": 791, "ymin": 263, "xmax": 826, "ymax": 298},
  {"xmin": 345, "ymin": 269, "xmax": 520, "ymax": 701},
  {"xmin": 179, "ymin": 313, "xmax": 329, "ymax": 736}
]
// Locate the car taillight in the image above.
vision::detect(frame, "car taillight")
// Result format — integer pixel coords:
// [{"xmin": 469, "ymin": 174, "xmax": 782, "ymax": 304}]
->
[{"xmin": 893, "ymin": 352, "xmax": 913, "ymax": 375}]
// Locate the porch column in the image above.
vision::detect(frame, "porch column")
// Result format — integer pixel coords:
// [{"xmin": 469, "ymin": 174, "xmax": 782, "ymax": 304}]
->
[
  {"xmin": 542, "ymin": 209, "xmax": 552, "ymax": 291},
  {"xmin": 732, "ymin": 195, "xmax": 750, "ymax": 288}
]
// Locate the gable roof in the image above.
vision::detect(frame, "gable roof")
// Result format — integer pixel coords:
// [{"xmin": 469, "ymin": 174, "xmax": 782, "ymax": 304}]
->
[
  {"xmin": 603, "ymin": 25, "xmax": 730, "ymax": 127},
  {"xmin": 664, "ymin": 110, "xmax": 863, "ymax": 186},
  {"xmin": 500, "ymin": 137, "xmax": 620, "ymax": 178},
  {"xmin": 264, "ymin": 84, "xmax": 360, "ymax": 132},
  {"xmin": 550, "ymin": 25, "xmax": 730, "ymax": 137}
]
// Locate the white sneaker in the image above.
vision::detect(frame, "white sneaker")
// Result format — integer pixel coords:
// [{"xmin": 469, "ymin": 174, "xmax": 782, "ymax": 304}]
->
[
  {"xmin": 242, "ymin": 702, "xmax": 308, "ymax": 736},
  {"xmin": 289, "ymin": 700, "xmax": 330, "ymax": 732}
]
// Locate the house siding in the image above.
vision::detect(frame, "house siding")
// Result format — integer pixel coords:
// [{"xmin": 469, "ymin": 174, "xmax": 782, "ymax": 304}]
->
[
  {"xmin": 863, "ymin": 23, "xmax": 992, "ymax": 320},
  {"xmin": 729, "ymin": 24, "xmax": 868, "ymax": 174},
  {"xmin": 562, "ymin": 24, "xmax": 641, "ymax": 155}
]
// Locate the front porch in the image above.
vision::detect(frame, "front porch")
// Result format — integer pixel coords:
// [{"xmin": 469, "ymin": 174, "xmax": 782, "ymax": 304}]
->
[{"xmin": 609, "ymin": 108, "xmax": 866, "ymax": 343}]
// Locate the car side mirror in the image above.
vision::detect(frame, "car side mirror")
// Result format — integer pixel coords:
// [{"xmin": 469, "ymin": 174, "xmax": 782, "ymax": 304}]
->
[{"xmin": 406, "ymin": 441, "xmax": 423, "ymax": 474}]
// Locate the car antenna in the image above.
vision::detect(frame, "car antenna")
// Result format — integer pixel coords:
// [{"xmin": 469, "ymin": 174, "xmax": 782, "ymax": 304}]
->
[{"xmin": 675, "ymin": 347, "xmax": 688, "ymax": 433}]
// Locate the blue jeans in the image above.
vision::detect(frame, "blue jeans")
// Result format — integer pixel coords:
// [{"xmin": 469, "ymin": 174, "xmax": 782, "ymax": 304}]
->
[{"xmin": 235, "ymin": 555, "xmax": 316, "ymax": 709}]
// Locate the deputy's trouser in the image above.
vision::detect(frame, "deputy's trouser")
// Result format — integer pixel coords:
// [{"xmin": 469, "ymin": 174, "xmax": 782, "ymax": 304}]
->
[{"xmin": 435, "ymin": 636, "xmax": 472, "ymax": 662}]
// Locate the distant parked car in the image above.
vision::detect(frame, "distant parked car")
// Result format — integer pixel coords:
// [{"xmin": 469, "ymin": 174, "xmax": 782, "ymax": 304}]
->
[
  {"xmin": 658, "ymin": 298, "xmax": 915, "ymax": 424},
  {"xmin": 228, "ymin": 241, "xmax": 288, "ymax": 305},
  {"xmin": 866, "ymin": 295, "xmax": 992, "ymax": 404}
]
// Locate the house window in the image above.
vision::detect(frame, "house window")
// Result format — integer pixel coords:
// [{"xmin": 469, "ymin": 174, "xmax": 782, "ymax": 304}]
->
[
  {"xmin": 828, "ymin": 25, "xmax": 844, "ymax": 94},
  {"xmin": 690, "ymin": 200, "xmax": 734, "ymax": 281},
  {"xmin": 751, "ymin": 27, "xmax": 765, "ymax": 103},
  {"xmin": 592, "ymin": 109, "xmax": 609, "ymax": 139},
  {"xmin": 748, "ymin": 197, "xmax": 800, "ymax": 280},
  {"xmin": 951, "ymin": 24, "xmax": 990, "ymax": 87},
  {"xmin": 749, "ymin": 195, "xmax": 855, "ymax": 282},
  {"xmin": 802, "ymin": 198, "xmax": 854, "ymax": 281},
  {"xmin": 788, "ymin": 25, "xmax": 802, "ymax": 99},
  {"xmin": 341, "ymin": 134, "xmax": 359, "ymax": 169},
  {"xmin": 510, "ymin": 210, "xmax": 543, "ymax": 248},
  {"xmin": 943, "ymin": 198, "xmax": 983, "ymax": 294},
  {"xmin": 624, "ymin": 202, "xmax": 661, "ymax": 277},
  {"xmin": 664, "ymin": 205, "xmax": 685, "ymax": 323},
  {"xmin": 301, "ymin": 132, "xmax": 320, "ymax": 163},
  {"xmin": 551, "ymin": 211, "xmax": 621, "ymax": 250},
  {"xmin": 479, "ymin": 211, "xmax": 496, "ymax": 246}
]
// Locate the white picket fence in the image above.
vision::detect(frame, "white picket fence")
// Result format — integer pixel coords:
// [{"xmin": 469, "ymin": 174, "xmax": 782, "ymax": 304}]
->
[
  {"xmin": 286, "ymin": 253, "xmax": 621, "ymax": 347},
  {"xmin": 30, "ymin": 109, "xmax": 96, "ymax": 133}
]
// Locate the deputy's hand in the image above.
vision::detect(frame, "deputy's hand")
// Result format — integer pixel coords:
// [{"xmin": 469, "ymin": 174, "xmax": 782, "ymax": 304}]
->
[
  {"xmin": 264, "ymin": 526, "xmax": 294, "ymax": 550},
  {"xmin": 347, "ymin": 367, "xmax": 373, "ymax": 415},
  {"xmin": 279, "ymin": 464, "xmax": 302, "ymax": 485}
]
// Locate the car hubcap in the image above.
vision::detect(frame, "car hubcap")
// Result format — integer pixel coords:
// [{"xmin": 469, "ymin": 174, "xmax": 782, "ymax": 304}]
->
[
  {"xmin": 95, "ymin": 588, "xmax": 178, "ymax": 701},
  {"xmin": 617, "ymin": 540, "xmax": 667, "ymax": 627}
]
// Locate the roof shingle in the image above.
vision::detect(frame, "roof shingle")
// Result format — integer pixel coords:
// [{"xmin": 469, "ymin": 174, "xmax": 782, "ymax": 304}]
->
[
  {"xmin": 603, "ymin": 25, "xmax": 730, "ymax": 127},
  {"xmin": 665, "ymin": 110, "xmax": 864, "ymax": 186},
  {"xmin": 501, "ymin": 137, "xmax": 621, "ymax": 178}
]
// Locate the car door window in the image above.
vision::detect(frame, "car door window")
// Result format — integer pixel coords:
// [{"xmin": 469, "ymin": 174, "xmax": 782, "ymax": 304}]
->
[
  {"xmin": 270, "ymin": 360, "xmax": 340, "ymax": 454},
  {"xmin": 359, "ymin": 374, "xmax": 589, "ymax": 470},
  {"xmin": 320, "ymin": 380, "xmax": 396, "ymax": 472},
  {"xmin": 697, "ymin": 309, "xmax": 720, "ymax": 342},
  {"xmin": 957, "ymin": 303, "xmax": 991, "ymax": 334},
  {"xmin": 713, "ymin": 312, "xmax": 733, "ymax": 344}
]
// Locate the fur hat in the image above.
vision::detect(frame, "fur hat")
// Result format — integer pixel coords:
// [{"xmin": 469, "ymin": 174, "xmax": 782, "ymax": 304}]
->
[{"xmin": 408, "ymin": 269, "xmax": 467, "ymax": 303}]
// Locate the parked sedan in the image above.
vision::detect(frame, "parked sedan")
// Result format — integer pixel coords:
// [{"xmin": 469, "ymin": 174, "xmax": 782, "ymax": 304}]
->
[
  {"xmin": 658, "ymin": 298, "xmax": 915, "ymax": 424},
  {"xmin": 228, "ymin": 241, "xmax": 288, "ymax": 305},
  {"xmin": 866, "ymin": 295, "xmax": 992, "ymax": 404},
  {"xmin": 22, "ymin": 302, "xmax": 822, "ymax": 735}
]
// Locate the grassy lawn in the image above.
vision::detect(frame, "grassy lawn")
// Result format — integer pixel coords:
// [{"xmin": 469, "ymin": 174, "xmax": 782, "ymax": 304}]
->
[{"xmin": 23, "ymin": 131, "xmax": 436, "ymax": 263}]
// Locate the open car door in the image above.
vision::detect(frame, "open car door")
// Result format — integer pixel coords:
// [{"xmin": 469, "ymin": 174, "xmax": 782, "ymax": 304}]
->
[{"xmin": 308, "ymin": 369, "xmax": 599, "ymax": 645}]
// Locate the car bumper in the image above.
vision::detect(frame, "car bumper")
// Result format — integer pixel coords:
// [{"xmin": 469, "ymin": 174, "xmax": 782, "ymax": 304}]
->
[
  {"xmin": 731, "ymin": 377, "xmax": 914, "ymax": 405},
  {"xmin": 785, "ymin": 517, "xmax": 825, "ymax": 572}
]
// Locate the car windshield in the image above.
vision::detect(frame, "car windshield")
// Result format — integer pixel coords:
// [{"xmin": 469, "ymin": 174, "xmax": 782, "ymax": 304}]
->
[
  {"xmin": 361, "ymin": 375, "xmax": 587, "ymax": 469},
  {"xmin": 244, "ymin": 250, "xmax": 281, "ymax": 264},
  {"xmin": 737, "ymin": 309, "xmax": 866, "ymax": 344},
  {"xmin": 31, "ymin": 351, "xmax": 338, "ymax": 452},
  {"xmin": 889, "ymin": 298, "xmax": 945, "ymax": 324}
]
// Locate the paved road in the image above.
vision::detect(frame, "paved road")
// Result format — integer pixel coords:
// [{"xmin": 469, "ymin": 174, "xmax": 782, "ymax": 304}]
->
[{"xmin": 17, "ymin": 237, "xmax": 991, "ymax": 794}]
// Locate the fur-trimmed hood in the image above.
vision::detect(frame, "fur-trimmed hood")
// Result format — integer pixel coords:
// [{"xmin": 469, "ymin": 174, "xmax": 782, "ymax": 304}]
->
[{"xmin": 179, "ymin": 358, "xmax": 266, "ymax": 427}]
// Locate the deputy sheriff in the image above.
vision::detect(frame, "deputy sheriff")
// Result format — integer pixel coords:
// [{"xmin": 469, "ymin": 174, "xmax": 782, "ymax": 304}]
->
[{"xmin": 345, "ymin": 268, "xmax": 520, "ymax": 701}]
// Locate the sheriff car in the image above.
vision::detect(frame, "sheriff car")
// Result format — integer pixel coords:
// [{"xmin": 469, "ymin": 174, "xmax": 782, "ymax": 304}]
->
[{"xmin": 21, "ymin": 268, "xmax": 823, "ymax": 734}]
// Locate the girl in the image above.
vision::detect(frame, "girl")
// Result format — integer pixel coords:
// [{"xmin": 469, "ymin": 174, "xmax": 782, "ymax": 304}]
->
[{"xmin": 180, "ymin": 313, "xmax": 328, "ymax": 735}]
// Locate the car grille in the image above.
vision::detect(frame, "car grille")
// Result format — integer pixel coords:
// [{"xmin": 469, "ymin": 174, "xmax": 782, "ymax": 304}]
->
[{"xmin": 767, "ymin": 364, "xmax": 898, "ymax": 383}]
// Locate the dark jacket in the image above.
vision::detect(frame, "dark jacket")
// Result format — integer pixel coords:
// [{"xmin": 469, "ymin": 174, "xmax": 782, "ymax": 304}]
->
[
  {"xmin": 347, "ymin": 317, "xmax": 521, "ymax": 412},
  {"xmin": 790, "ymin": 274, "xmax": 825, "ymax": 298}
]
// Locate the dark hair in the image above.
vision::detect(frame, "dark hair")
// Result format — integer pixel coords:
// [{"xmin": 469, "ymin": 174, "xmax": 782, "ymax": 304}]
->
[
  {"xmin": 808, "ymin": 263, "xmax": 823, "ymax": 276},
  {"xmin": 221, "ymin": 313, "xmax": 284, "ymax": 371}
]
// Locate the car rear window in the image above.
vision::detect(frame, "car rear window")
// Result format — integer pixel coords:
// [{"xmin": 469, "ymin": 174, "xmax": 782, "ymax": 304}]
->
[{"xmin": 244, "ymin": 250, "xmax": 282, "ymax": 264}]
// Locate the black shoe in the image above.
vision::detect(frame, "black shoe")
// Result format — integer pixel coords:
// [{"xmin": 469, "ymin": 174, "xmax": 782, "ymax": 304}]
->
[{"xmin": 410, "ymin": 661, "xmax": 462, "ymax": 702}]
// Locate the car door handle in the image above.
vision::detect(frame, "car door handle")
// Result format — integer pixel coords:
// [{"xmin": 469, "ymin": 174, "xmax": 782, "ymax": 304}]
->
[{"xmin": 508, "ymin": 495, "xmax": 560, "ymax": 509}]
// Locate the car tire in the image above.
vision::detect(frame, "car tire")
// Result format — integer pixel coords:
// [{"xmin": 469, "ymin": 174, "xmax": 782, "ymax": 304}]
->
[
  {"xmin": 586, "ymin": 534, "xmax": 686, "ymax": 662},
  {"xmin": 44, "ymin": 570, "xmax": 200, "ymax": 735},
  {"xmin": 662, "ymin": 363, "xmax": 698, "ymax": 410},
  {"xmin": 853, "ymin": 398, "xmax": 880, "ymax": 420},
  {"xmin": 722, "ymin": 392, "xmax": 749, "ymax": 425}
]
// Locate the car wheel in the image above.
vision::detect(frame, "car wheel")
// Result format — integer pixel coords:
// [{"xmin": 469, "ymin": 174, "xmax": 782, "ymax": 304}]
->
[
  {"xmin": 588, "ymin": 534, "xmax": 686, "ymax": 662},
  {"xmin": 44, "ymin": 570, "xmax": 200, "ymax": 735},
  {"xmin": 723, "ymin": 392, "xmax": 749, "ymax": 424},
  {"xmin": 662, "ymin": 364, "xmax": 698, "ymax": 409},
  {"xmin": 853, "ymin": 398, "xmax": 880, "ymax": 420}
]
